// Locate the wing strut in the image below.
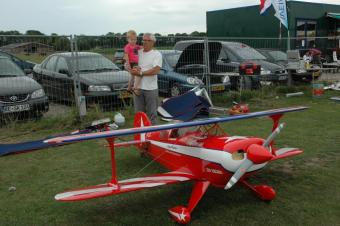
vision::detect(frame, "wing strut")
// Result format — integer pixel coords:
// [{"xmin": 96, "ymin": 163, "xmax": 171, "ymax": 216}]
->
[{"xmin": 106, "ymin": 138, "xmax": 118, "ymax": 186}]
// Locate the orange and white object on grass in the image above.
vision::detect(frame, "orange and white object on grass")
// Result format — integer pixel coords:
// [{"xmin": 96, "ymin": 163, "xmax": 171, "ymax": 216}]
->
[
  {"xmin": 229, "ymin": 103, "xmax": 250, "ymax": 115},
  {"xmin": 312, "ymin": 83, "xmax": 324, "ymax": 97}
]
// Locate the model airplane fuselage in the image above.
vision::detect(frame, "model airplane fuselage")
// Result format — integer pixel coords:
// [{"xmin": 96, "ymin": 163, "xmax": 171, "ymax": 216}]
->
[
  {"xmin": 145, "ymin": 128, "xmax": 266, "ymax": 187},
  {"xmin": 45, "ymin": 107, "xmax": 307, "ymax": 224}
]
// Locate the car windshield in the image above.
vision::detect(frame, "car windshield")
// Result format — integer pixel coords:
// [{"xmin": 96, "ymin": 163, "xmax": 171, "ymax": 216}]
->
[
  {"xmin": 78, "ymin": 55, "xmax": 120, "ymax": 72},
  {"xmin": 226, "ymin": 43, "xmax": 266, "ymax": 60},
  {"xmin": 164, "ymin": 51, "xmax": 182, "ymax": 68},
  {"xmin": 267, "ymin": 51, "xmax": 287, "ymax": 61},
  {"xmin": 0, "ymin": 58, "xmax": 25, "ymax": 77}
]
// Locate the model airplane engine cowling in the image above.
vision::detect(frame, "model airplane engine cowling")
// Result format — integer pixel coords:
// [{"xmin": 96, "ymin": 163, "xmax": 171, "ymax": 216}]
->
[{"xmin": 247, "ymin": 144, "xmax": 273, "ymax": 164}]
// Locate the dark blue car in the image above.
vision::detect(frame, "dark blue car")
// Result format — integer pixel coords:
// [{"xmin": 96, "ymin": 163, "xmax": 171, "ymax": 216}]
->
[
  {"xmin": 158, "ymin": 50, "xmax": 230, "ymax": 97},
  {"xmin": 0, "ymin": 51, "xmax": 35, "ymax": 74}
]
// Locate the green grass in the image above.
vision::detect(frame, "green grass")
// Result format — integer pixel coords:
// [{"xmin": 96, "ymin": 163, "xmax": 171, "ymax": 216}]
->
[
  {"xmin": 15, "ymin": 53, "xmax": 48, "ymax": 64},
  {"xmin": 0, "ymin": 90, "xmax": 340, "ymax": 225}
]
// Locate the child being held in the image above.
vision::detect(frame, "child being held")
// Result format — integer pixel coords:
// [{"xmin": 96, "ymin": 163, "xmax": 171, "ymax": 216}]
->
[{"xmin": 124, "ymin": 30, "xmax": 142, "ymax": 95}]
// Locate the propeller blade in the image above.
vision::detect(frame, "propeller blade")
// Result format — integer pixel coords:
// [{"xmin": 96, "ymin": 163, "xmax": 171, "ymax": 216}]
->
[
  {"xmin": 225, "ymin": 159, "xmax": 253, "ymax": 190},
  {"xmin": 263, "ymin": 123, "xmax": 285, "ymax": 148}
]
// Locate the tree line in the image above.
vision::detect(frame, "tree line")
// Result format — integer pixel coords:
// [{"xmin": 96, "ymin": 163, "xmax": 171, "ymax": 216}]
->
[{"xmin": 0, "ymin": 30, "xmax": 206, "ymax": 51}]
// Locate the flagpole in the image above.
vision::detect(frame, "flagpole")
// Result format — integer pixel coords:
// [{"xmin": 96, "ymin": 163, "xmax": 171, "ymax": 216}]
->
[
  {"xmin": 279, "ymin": 21, "xmax": 282, "ymax": 49},
  {"xmin": 279, "ymin": 21, "xmax": 282, "ymax": 40},
  {"xmin": 286, "ymin": 0, "xmax": 290, "ymax": 50}
]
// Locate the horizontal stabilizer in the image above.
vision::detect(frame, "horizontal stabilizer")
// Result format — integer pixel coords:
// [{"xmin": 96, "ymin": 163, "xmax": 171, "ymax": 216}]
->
[
  {"xmin": 55, "ymin": 171, "xmax": 194, "ymax": 201},
  {"xmin": 271, "ymin": 148, "xmax": 303, "ymax": 161}
]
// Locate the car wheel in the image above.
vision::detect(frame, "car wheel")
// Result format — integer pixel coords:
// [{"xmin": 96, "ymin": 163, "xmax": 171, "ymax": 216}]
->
[
  {"xmin": 238, "ymin": 75, "xmax": 252, "ymax": 90},
  {"xmin": 169, "ymin": 84, "xmax": 181, "ymax": 97}
]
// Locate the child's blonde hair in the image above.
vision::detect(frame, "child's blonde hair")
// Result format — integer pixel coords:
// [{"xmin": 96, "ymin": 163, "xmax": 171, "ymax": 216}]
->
[{"xmin": 127, "ymin": 30, "xmax": 137, "ymax": 39}]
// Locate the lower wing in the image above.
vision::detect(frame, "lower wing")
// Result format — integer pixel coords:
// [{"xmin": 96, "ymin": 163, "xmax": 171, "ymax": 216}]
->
[{"xmin": 55, "ymin": 171, "xmax": 195, "ymax": 201}]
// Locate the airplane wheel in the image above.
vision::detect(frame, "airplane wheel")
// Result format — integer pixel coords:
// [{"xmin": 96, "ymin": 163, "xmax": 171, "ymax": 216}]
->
[
  {"xmin": 253, "ymin": 185, "xmax": 276, "ymax": 201},
  {"xmin": 168, "ymin": 206, "xmax": 191, "ymax": 224}
]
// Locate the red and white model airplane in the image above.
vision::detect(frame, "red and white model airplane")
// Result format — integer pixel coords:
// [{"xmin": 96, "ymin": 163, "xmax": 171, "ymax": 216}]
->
[{"xmin": 45, "ymin": 106, "xmax": 307, "ymax": 224}]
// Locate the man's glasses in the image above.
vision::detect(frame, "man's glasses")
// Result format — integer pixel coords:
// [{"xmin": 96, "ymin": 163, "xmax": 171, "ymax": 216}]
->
[{"xmin": 142, "ymin": 39, "xmax": 152, "ymax": 42}]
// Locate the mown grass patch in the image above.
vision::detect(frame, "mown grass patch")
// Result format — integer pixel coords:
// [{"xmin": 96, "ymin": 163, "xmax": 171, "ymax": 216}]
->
[{"xmin": 0, "ymin": 88, "xmax": 339, "ymax": 226}]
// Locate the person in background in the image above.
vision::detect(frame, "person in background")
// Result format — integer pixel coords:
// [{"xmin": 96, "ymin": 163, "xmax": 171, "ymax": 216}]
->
[
  {"xmin": 130, "ymin": 33, "xmax": 162, "ymax": 125},
  {"xmin": 303, "ymin": 51, "xmax": 313, "ymax": 69},
  {"xmin": 124, "ymin": 30, "xmax": 142, "ymax": 95}
]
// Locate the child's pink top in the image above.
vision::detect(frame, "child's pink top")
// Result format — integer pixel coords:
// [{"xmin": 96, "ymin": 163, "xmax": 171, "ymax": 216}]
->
[{"xmin": 124, "ymin": 43, "xmax": 142, "ymax": 64}]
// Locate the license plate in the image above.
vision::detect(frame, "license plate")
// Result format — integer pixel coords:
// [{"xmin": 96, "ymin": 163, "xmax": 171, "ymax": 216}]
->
[
  {"xmin": 3, "ymin": 104, "xmax": 30, "ymax": 113},
  {"xmin": 211, "ymin": 85, "xmax": 225, "ymax": 92},
  {"xmin": 119, "ymin": 90, "xmax": 132, "ymax": 99},
  {"xmin": 279, "ymin": 76, "xmax": 287, "ymax": 81}
]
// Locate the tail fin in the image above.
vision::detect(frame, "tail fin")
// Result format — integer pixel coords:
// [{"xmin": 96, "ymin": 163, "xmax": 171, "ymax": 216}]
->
[{"xmin": 133, "ymin": 112, "xmax": 152, "ymax": 148}]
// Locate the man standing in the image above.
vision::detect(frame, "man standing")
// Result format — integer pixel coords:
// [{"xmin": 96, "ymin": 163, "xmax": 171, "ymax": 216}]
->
[{"xmin": 130, "ymin": 33, "xmax": 162, "ymax": 124}]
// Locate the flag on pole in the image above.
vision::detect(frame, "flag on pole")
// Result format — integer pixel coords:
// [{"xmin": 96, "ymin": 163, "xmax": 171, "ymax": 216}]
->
[
  {"xmin": 259, "ymin": 0, "xmax": 288, "ymax": 29},
  {"xmin": 260, "ymin": 0, "xmax": 272, "ymax": 14},
  {"xmin": 271, "ymin": 0, "xmax": 288, "ymax": 29}
]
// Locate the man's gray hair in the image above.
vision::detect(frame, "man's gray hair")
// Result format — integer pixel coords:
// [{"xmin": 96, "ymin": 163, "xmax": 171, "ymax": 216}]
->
[{"xmin": 143, "ymin": 33, "xmax": 156, "ymax": 42}]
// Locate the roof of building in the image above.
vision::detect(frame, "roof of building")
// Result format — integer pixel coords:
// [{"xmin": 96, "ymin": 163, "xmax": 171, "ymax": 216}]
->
[{"xmin": 207, "ymin": 0, "xmax": 340, "ymax": 13}]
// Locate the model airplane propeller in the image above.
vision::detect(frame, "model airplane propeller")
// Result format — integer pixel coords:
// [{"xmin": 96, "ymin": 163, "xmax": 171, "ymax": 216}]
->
[{"xmin": 43, "ymin": 106, "xmax": 307, "ymax": 224}]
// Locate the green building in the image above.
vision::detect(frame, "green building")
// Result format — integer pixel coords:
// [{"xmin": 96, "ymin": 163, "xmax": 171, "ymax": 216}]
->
[{"xmin": 206, "ymin": 1, "xmax": 340, "ymax": 52}]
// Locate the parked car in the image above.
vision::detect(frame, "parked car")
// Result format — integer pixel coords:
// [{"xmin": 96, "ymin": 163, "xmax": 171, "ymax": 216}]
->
[
  {"xmin": 0, "ymin": 50, "xmax": 35, "ymax": 74},
  {"xmin": 0, "ymin": 56, "xmax": 49, "ymax": 121},
  {"xmin": 258, "ymin": 49, "xmax": 322, "ymax": 82},
  {"xmin": 159, "ymin": 50, "xmax": 231, "ymax": 97},
  {"xmin": 174, "ymin": 41, "xmax": 288, "ymax": 89},
  {"xmin": 32, "ymin": 52, "xmax": 130, "ymax": 110},
  {"xmin": 113, "ymin": 50, "xmax": 124, "ymax": 70}
]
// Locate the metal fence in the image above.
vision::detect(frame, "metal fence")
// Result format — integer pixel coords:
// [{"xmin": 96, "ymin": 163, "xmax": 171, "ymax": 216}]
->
[{"xmin": 0, "ymin": 34, "xmax": 339, "ymax": 126}]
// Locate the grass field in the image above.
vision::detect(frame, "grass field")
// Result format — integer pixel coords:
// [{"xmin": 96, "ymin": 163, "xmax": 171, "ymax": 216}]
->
[{"xmin": 0, "ymin": 89, "xmax": 340, "ymax": 226}]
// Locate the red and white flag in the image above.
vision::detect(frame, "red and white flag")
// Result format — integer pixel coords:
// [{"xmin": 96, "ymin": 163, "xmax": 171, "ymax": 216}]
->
[{"xmin": 260, "ymin": 0, "xmax": 272, "ymax": 14}]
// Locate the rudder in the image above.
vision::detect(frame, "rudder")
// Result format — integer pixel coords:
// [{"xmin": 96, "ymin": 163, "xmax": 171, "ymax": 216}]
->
[{"xmin": 133, "ymin": 112, "xmax": 152, "ymax": 148}]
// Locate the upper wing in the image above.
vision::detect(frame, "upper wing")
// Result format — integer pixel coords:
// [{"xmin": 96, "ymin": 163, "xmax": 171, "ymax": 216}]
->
[
  {"xmin": 55, "ymin": 171, "xmax": 195, "ymax": 201},
  {"xmin": 45, "ymin": 106, "xmax": 308, "ymax": 145}
]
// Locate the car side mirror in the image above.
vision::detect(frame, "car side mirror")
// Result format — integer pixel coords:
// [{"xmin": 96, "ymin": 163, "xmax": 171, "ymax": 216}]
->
[
  {"xmin": 24, "ymin": 69, "xmax": 32, "ymax": 74},
  {"xmin": 59, "ymin": 69, "xmax": 70, "ymax": 76}
]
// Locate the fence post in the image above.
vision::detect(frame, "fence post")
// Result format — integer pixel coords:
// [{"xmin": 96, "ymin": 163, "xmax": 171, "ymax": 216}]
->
[
  {"xmin": 70, "ymin": 35, "xmax": 86, "ymax": 118},
  {"xmin": 203, "ymin": 37, "xmax": 211, "ymax": 98}
]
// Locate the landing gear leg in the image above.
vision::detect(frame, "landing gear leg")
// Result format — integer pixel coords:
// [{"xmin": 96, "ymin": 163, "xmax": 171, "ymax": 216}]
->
[{"xmin": 168, "ymin": 180, "xmax": 210, "ymax": 224}]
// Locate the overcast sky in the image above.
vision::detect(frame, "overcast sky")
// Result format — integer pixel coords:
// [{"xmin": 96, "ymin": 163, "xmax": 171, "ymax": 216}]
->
[{"xmin": 1, "ymin": 0, "xmax": 339, "ymax": 35}]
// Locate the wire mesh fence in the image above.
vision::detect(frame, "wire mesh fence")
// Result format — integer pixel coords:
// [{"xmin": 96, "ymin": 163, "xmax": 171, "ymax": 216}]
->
[
  {"xmin": 0, "ymin": 34, "xmax": 339, "ymax": 126},
  {"xmin": 0, "ymin": 35, "xmax": 73, "ymax": 125}
]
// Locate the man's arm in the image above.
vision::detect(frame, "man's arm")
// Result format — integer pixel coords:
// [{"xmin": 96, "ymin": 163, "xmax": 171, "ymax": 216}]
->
[
  {"xmin": 140, "ymin": 66, "xmax": 161, "ymax": 76},
  {"xmin": 131, "ymin": 66, "xmax": 161, "ymax": 77}
]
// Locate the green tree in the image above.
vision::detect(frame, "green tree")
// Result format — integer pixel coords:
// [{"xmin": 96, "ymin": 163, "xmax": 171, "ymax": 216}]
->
[
  {"xmin": 0, "ymin": 30, "xmax": 21, "ymax": 35},
  {"xmin": 25, "ymin": 30, "xmax": 45, "ymax": 35}
]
